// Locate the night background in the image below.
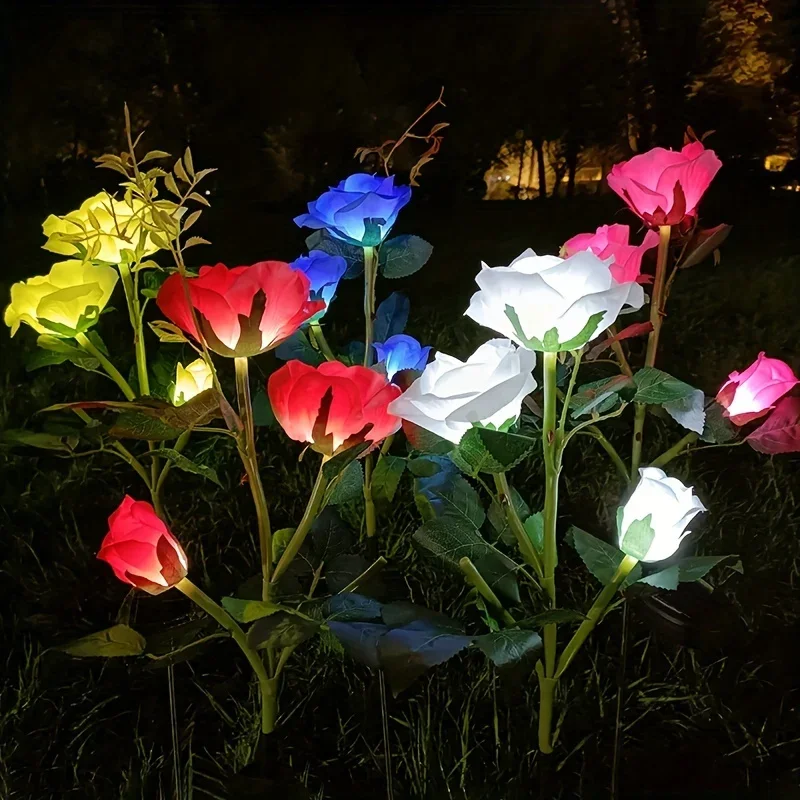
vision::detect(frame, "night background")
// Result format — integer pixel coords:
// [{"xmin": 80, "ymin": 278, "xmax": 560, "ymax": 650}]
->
[{"xmin": 1, "ymin": 1, "xmax": 800, "ymax": 798}]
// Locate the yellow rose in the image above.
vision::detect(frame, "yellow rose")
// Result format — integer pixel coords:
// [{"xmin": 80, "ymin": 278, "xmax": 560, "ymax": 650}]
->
[
  {"xmin": 4, "ymin": 260, "xmax": 118, "ymax": 337},
  {"xmin": 42, "ymin": 191, "xmax": 178, "ymax": 263},
  {"xmin": 173, "ymin": 358, "xmax": 214, "ymax": 405}
]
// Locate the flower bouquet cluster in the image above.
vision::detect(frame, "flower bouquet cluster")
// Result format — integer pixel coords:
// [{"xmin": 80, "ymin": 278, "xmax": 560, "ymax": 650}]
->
[{"xmin": 5, "ymin": 104, "xmax": 799, "ymax": 770}]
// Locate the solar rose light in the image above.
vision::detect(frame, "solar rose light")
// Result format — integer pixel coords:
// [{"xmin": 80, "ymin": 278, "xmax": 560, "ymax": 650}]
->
[{"xmin": 5, "ymin": 99, "xmax": 799, "ymax": 783}]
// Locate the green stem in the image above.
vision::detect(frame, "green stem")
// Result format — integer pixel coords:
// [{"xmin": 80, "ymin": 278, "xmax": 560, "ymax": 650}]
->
[
  {"xmin": 362, "ymin": 246, "xmax": 378, "ymax": 367},
  {"xmin": 558, "ymin": 350, "xmax": 582, "ymax": 433},
  {"xmin": 538, "ymin": 350, "xmax": 560, "ymax": 754},
  {"xmin": 309, "ymin": 321, "xmax": 337, "ymax": 362},
  {"xmin": 271, "ymin": 461, "xmax": 328, "ymax": 586},
  {"xmin": 536, "ymin": 662, "xmax": 557, "ymax": 754},
  {"xmin": 234, "ymin": 357, "xmax": 272, "ymax": 600},
  {"xmin": 155, "ymin": 429, "xmax": 192, "ymax": 496},
  {"xmin": 175, "ymin": 578, "xmax": 276, "ymax": 734},
  {"xmin": 579, "ymin": 428, "xmax": 630, "ymax": 483},
  {"xmin": 493, "ymin": 472, "xmax": 543, "ymax": 578},
  {"xmin": 117, "ymin": 262, "xmax": 149, "ymax": 396},
  {"xmin": 364, "ymin": 453, "xmax": 377, "ymax": 538},
  {"xmin": 459, "ymin": 556, "xmax": 516, "ymax": 626},
  {"xmin": 75, "ymin": 333, "xmax": 136, "ymax": 401},
  {"xmin": 649, "ymin": 432, "xmax": 699, "ymax": 469},
  {"xmin": 555, "ymin": 555, "xmax": 639, "ymax": 678}
]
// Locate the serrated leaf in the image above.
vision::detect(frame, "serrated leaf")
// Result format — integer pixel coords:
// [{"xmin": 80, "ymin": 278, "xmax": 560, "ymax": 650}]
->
[
  {"xmin": 188, "ymin": 191, "xmax": 210, "ymax": 207},
  {"xmin": 141, "ymin": 150, "xmax": 171, "ymax": 163},
  {"xmin": 220, "ymin": 597, "xmax": 285, "ymax": 623},
  {"xmin": 184, "ymin": 147, "xmax": 195, "ymax": 178},
  {"xmin": 373, "ymin": 292, "xmax": 409, "ymax": 341},
  {"xmin": 247, "ymin": 612, "xmax": 320, "ymax": 650},
  {"xmin": 183, "ymin": 209, "xmax": 202, "ymax": 233},
  {"xmin": 518, "ymin": 609, "xmax": 586, "ymax": 627},
  {"xmin": 379, "ymin": 234, "xmax": 433, "ymax": 279},
  {"xmin": 274, "ymin": 329, "xmax": 323, "ymax": 365},
  {"xmin": 271, "ymin": 527, "xmax": 294, "ymax": 563},
  {"xmin": 674, "ymin": 555, "xmax": 735, "ymax": 582},
  {"xmin": 403, "ymin": 421, "xmax": 454, "ymax": 454},
  {"xmin": 149, "ymin": 320, "xmax": 189, "ymax": 343},
  {"xmin": 663, "ymin": 389, "xmax": 706, "ymax": 434},
  {"xmin": 701, "ymin": 400, "xmax": 738, "ymax": 444},
  {"xmin": 164, "ymin": 172, "xmax": 180, "ymax": 197},
  {"xmin": 450, "ymin": 427, "xmax": 535, "ymax": 475},
  {"xmin": 0, "ymin": 429, "xmax": 77, "ymax": 452},
  {"xmin": 184, "ymin": 236, "xmax": 211, "ymax": 249},
  {"xmin": 487, "ymin": 485, "xmax": 531, "ymax": 545},
  {"xmin": 309, "ymin": 508, "xmax": 355, "ymax": 563},
  {"xmin": 429, "ymin": 475, "xmax": 485, "ymax": 529},
  {"xmin": 323, "ymin": 593, "xmax": 383, "ymax": 623},
  {"xmin": 570, "ymin": 374, "xmax": 635, "ymax": 418},
  {"xmin": 370, "ymin": 454, "xmax": 406, "ymax": 506},
  {"xmin": 475, "ymin": 629, "xmax": 542, "ymax": 667},
  {"xmin": 633, "ymin": 367, "xmax": 697, "ymax": 405},
  {"xmin": 59, "ymin": 624, "xmax": 145, "ymax": 657},
  {"xmin": 174, "ymin": 157, "xmax": 189, "ymax": 183},
  {"xmin": 322, "ymin": 441, "xmax": 371, "ymax": 481},
  {"xmin": 141, "ymin": 448, "xmax": 221, "ymax": 486},
  {"xmin": 638, "ymin": 564, "xmax": 680, "ymax": 589},
  {"xmin": 327, "ymin": 460, "xmax": 363, "ymax": 505},
  {"xmin": 567, "ymin": 526, "xmax": 642, "ymax": 586}
]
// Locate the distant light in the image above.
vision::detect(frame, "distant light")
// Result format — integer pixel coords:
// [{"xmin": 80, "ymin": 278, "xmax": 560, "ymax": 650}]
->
[
  {"xmin": 764, "ymin": 154, "xmax": 790, "ymax": 172},
  {"xmin": 505, "ymin": 175, "xmax": 511, "ymax": 180},
  {"xmin": 205, "ymin": 190, "xmax": 211, "ymax": 196}
]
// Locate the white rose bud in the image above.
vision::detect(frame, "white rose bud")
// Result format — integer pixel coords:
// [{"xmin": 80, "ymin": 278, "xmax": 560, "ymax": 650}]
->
[{"xmin": 388, "ymin": 338, "xmax": 536, "ymax": 444}]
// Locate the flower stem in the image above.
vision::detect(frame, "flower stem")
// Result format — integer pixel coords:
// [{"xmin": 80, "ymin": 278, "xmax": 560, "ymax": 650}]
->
[
  {"xmin": 578, "ymin": 428, "xmax": 630, "ymax": 483},
  {"xmin": 174, "ymin": 577, "xmax": 276, "ymax": 734},
  {"xmin": 555, "ymin": 555, "xmax": 639, "ymax": 678},
  {"xmin": 75, "ymin": 333, "xmax": 136, "ymax": 401},
  {"xmin": 309, "ymin": 321, "xmax": 337, "ymax": 362},
  {"xmin": 363, "ymin": 453, "xmax": 377, "ymax": 538},
  {"xmin": 459, "ymin": 556, "xmax": 516, "ymax": 626},
  {"xmin": 234, "ymin": 357, "xmax": 272, "ymax": 600},
  {"xmin": 362, "ymin": 246, "xmax": 378, "ymax": 367},
  {"xmin": 538, "ymin": 350, "xmax": 561, "ymax": 754},
  {"xmin": 558, "ymin": 349, "xmax": 582, "ymax": 433},
  {"xmin": 649, "ymin": 432, "xmax": 699, "ymax": 469},
  {"xmin": 493, "ymin": 472, "xmax": 543, "ymax": 578},
  {"xmin": 155, "ymin": 429, "xmax": 192, "ymax": 497},
  {"xmin": 271, "ymin": 461, "xmax": 328, "ymax": 586}
]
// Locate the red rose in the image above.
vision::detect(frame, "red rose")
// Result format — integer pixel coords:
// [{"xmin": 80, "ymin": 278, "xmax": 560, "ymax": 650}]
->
[
  {"xmin": 268, "ymin": 360, "xmax": 402, "ymax": 456},
  {"xmin": 157, "ymin": 262, "xmax": 325, "ymax": 357},
  {"xmin": 607, "ymin": 142, "xmax": 722, "ymax": 227},
  {"xmin": 97, "ymin": 496, "xmax": 188, "ymax": 594}
]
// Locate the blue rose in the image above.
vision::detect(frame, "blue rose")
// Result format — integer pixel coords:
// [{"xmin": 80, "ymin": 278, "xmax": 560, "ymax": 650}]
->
[
  {"xmin": 290, "ymin": 250, "xmax": 347, "ymax": 319},
  {"xmin": 373, "ymin": 334, "xmax": 431, "ymax": 381},
  {"xmin": 294, "ymin": 173, "xmax": 412, "ymax": 246}
]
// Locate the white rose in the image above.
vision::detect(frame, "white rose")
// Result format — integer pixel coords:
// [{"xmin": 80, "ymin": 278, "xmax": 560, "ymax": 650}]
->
[
  {"xmin": 387, "ymin": 338, "xmax": 536, "ymax": 444},
  {"xmin": 465, "ymin": 248, "xmax": 645, "ymax": 351},
  {"xmin": 619, "ymin": 467, "xmax": 706, "ymax": 562}
]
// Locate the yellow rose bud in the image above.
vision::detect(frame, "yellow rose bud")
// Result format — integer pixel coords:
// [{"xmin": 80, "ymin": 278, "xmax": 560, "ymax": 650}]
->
[
  {"xmin": 42, "ymin": 191, "xmax": 179, "ymax": 264},
  {"xmin": 4, "ymin": 260, "xmax": 118, "ymax": 337},
  {"xmin": 173, "ymin": 358, "xmax": 214, "ymax": 405}
]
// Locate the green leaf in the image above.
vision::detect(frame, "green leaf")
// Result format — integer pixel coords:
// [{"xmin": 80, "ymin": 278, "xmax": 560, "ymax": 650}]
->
[
  {"xmin": 275, "ymin": 329, "xmax": 324, "ymax": 366},
  {"xmin": 59, "ymin": 624, "xmax": 146, "ymax": 657},
  {"xmin": 246, "ymin": 611, "xmax": 320, "ymax": 650},
  {"xmin": 413, "ymin": 516, "xmax": 519, "ymax": 603},
  {"xmin": 28, "ymin": 335, "xmax": 99, "ymax": 372},
  {"xmin": 141, "ymin": 448, "xmax": 221, "ymax": 486},
  {"xmin": 306, "ymin": 229, "xmax": 364, "ymax": 279},
  {"xmin": 379, "ymin": 234, "xmax": 433, "ymax": 279},
  {"xmin": 701, "ymin": 400, "xmax": 738, "ymax": 444},
  {"xmin": 272, "ymin": 527, "xmax": 295, "ymax": 563},
  {"xmin": 475, "ymin": 629, "xmax": 542, "ymax": 668},
  {"xmin": 450, "ymin": 427, "xmax": 535, "ymax": 475},
  {"xmin": 0, "ymin": 429, "xmax": 77, "ymax": 452},
  {"xmin": 663, "ymin": 389, "xmax": 706, "ymax": 434},
  {"xmin": 567, "ymin": 526, "xmax": 642, "ymax": 586},
  {"xmin": 570, "ymin": 374, "xmax": 635, "ymax": 418},
  {"xmin": 620, "ymin": 514, "xmax": 655, "ymax": 561},
  {"xmin": 633, "ymin": 367, "xmax": 697, "ymax": 405},
  {"xmin": 487, "ymin": 486, "xmax": 531, "ymax": 545},
  {"xmin": 309, "ymin": 508, "xmax": 355, "ymax": 564},
  {"xmin": 109, "ymin": 412, "xmax": 184, "ymax": 441},
  {"xmin": 220, "ymin": 597, "xmax": 285, "ymax": 623},
  {"xmin": 327, "ymin": 460, "xmax": 364, "ymax": 505},
  {"xmin": 674, "ymin": 555, "xmax": 734, "ymax": 582},
  {"xmin": 252, "ymin": 389, "xmax": 276, "ymax": 427},
  {"xmin": 522, "ymin": 512, "xmax": 545, "ymax": 553},
  {"xmin": 404, "ymin": 422, "xmax": 454, "ymax": 455},
  {"xmin": 370, "ymin": 455, "xmax": 406, "ymax": 506},
  {"xmin": 323, "ymin": 593, "xmax": 383, "ymax": 623},
  {"xmin": 323, "ymin": 441, "xmax": 371, "ymax": 481},
  {"xmin": 518, "ymin": 609, "xmax": 586, "ymax": 627},
  {"xmin": 430, "ymin": 475, "xmax": 485, "ymax": 529},
  {"xmin": 373, "ymin": 292, "xmax": 409, "ymax": 341},
  {"xmin": 638, "ymin": 565, "xmax": 680, "ymax": 590}
]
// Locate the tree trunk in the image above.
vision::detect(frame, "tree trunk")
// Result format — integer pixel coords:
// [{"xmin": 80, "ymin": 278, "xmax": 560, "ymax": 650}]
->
[
  {"xmin": 515, "ymin": 136, "xmax": 526, "ymax": 200},
  {"xmin": 534, "ymin": 138, "xmax": 547, "ymax": 201},
  {"xmin": 566, "ymin": 141, "xmax": 578, "ymax": 198}
]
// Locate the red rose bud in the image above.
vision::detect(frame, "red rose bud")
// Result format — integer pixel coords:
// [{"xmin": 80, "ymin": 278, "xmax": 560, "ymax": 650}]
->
[
  {"xmin": 268, "ymin": 360, "xmax": 402, "ymax": 457},
  {"xmin": 156, "ymin": 262, "xmax": 325, "ymax": 357},
  {"xmin": 97, "ymin": 496, "xmax": 188, "ymax": 594}
]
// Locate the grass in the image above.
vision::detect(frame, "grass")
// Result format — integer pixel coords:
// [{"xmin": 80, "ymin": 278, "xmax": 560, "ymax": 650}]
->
[{"xmin": 1, "ymin": 192, "xmax": 799, "ymax": 798}]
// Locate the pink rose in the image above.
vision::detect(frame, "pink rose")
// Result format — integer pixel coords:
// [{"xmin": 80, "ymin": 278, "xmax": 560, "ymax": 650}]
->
[
  {"xmin": 607, "ymin": 142, "xmax": 722, "ymax": 227},
  {"xmin": 563, "ymin": 224, "xmax": 659, "ymax": 284},
  {"xmin": 716, "ymin": 352, "xmax": 799, "ymax": 426}
]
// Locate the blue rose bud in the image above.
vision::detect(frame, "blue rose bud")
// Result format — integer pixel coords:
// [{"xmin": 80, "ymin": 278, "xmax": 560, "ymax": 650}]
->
[
  {"xmin": 290, "ymin": 250, "xmax": 347, "ymax": 319},
  {"xmin": 294, "ymin": 173, "xmax": 412, "ymax": 246},
  {"xmin": 373, "ymin": 334, "xmax": 431, "ymax": 381}
]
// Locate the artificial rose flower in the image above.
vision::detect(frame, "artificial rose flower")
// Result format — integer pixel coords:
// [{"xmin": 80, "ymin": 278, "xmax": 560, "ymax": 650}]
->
[
  {"xmin": 716, "ymin": 352, "xmax": 799, "ymax": 426},
  {"xmin": 619, "ymin": 468, "xmax": 706, "ymax": 562},
  {"xmin": 97, "ymin": 496, "xmax": 188, "ymax": 594},
  {"xmin": 4, "ymin": 260, "xmax": 118, "ymax": 337},
  {"xmin": 387, "ymin": 338, "xmax": 536, "ymax": 444},
  {"xmin": 157, "ymin": 262, "xmax": 324, "ymax": 358},
  {"xmin": 294, "ymin": 173, "xmax": 412, "ymax": 246},
  {"xmin": 373, "ymin": 334, "xmax": 432, "ymax": 381},
  {"xmin": 607, "ymin": 142, "xmax": 722, "ymax": 227},
  {"xmin": 289, "ymin": 250, "xmax": 348, "ymax": 319},
  {"xmin": 42, "ymin": 191, "xmax": 180, "ymax": 263},
  {"xmin": 464, "ymin": 248, "xmax": 644, "ymax": 352},
  {"xmin": 563, "ymin": 224, "xmax": 660, "ymax": 284},
  {"xmin": 173, "ymin": 358, "xmax": 214, "ymax": 405},
  {"xmin": 268, "ymin": 360, "xmax": 401, "ymax": 456}
]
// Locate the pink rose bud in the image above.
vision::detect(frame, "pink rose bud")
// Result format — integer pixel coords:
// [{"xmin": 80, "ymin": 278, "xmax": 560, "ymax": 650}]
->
[
  {"xmin": 97, "ymin": 496, "xmax": 188, "ymax": 594},
  {"xmin": 716, "ymin": 352, "xmax": 799, "ymax": 426},
  {"xmin": 563, "ymin": 224, "xmax": 660, "ymax": 284},
  {"xmin": 607, "ymin": 142, "xmax": 722, "ymax": 227}
]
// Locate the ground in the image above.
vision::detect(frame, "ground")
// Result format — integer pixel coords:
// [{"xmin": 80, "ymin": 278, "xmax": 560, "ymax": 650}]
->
[{"xmin": 1, "ymin": 189, "xmax": 799, "ymax": 798}]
